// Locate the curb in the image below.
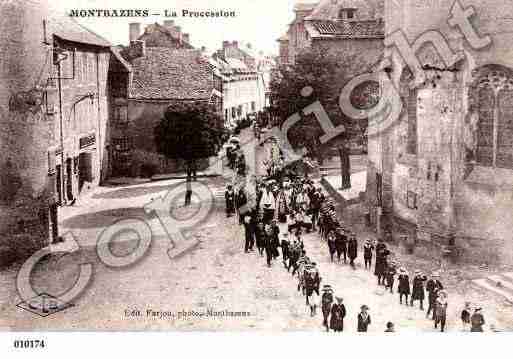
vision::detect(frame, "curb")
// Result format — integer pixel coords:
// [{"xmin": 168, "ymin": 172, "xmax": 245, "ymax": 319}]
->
[
  {"xmin": 320, "ymin": 176, "xmax": 364, "ymax": 207},
  {"xmin": 150, "ymin": 173, "xmax": 221, "ymax": 181}
]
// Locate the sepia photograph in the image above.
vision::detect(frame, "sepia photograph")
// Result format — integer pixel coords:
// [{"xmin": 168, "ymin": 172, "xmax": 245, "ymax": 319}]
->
[{"xmin": 1, "ymin": 0, "xmax": 513, "ymax": 356}]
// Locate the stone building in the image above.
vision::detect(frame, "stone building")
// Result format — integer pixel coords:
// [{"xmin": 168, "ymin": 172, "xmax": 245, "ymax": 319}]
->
[
  {"xmin": 48, "ymin": 19, "xmax": 111, "ymax": 206},
  {"xmin": 213, "ymin": 42, "xmax": 267, "ymax": 129},
  {"xmin": 367, "ymin": 0, "xmax": 513, "ymax": 264},
  {"xmin": 0, "ymin": 0, "xmax": 110, "ymax": 264},
  {"xmin": 277, "ymin": 0, "xmax": 383, "ymax": 66},
  {"xmin": 131, "ymin": 20, "xmax": 194, "ymax": 50},
  {"xmin": 107, "ymin": 23, "xmax": 223, "ymax": 178}
]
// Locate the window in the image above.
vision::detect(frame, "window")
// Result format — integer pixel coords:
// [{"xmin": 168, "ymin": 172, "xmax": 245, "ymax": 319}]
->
[
  {"xmin": 407, "ymin": 191, "xmax": 417, "ymax": 209},
  {"xmin": 473, "ymin": 66, "xmax": 513, "ymax": 169},
  {"xmin": 338, "ymin": 8, "xmax": 356, "ymax": 19},
  {"xmin": 406, "ymin": 89, "xmax": 418, "ymax": 155},
  {"xmin": 251, "ymin": 101, "xmax": 256, "ymax": 112},
  {"xmin": 231, "ymin": 107, "xmax": 236, "ymax": 118},
  {"xmin": 213, "ymin": 74, "xmax": 222, "ymax": 92},
  {"xmin": 82, "ymin": 53, "xmax": 88, "ymax": 83},
  {"xmin": 114, "ymin": 105, "xmax": 128, "ymax": 124},
  {"xmin": 113, "ymin": 137, "xmax": 131, "ymax": 152}
]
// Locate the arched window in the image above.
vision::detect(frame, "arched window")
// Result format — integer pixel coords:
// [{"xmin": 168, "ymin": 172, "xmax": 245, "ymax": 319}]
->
[{"xmin": 471, "ymin": 65, "xmax": 513, "ymax": 169}]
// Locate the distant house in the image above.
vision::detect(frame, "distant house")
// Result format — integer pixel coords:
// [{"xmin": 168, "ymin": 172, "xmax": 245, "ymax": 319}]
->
[
  {"xmin": 277, "ymin": 0, "xmax": 383, "ymax": 66},
  {"xmin": 130, "ymin": 20, "xmax": 194, "ymax": 49},
  {"xmin": 213, "ymin": 41, "xmax": 273, "ymax": 129},
  {"xmin": 107, "ymin": 23, "xmax": 222, "ymax": 178}
]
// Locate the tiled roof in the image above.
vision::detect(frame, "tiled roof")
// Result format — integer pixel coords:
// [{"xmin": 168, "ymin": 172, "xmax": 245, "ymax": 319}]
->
[
  {"xmin": 110, "ymin": 46, "xmax": 132, "ymax": 72},
  {"xmin": 49, "ymin": 15, "xmax": 111, "ymax": 47},
  {"xmin": 305, "ymin": 0, "xmax": 383, "ymax": 21},
  {"xmin": 307, "ymin": 19, "xmax": 384, "ymax": 38},
  {"xmin": 129, "ymin": 48, "xmax": 213, "ymax": 100}
]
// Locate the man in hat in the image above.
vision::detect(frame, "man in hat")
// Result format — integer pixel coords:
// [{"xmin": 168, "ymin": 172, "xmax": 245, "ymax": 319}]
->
[
  {"xmin": 264, "ymin": 224, "xmax": 274, "ymax": 267},
  {"xmin": 363, "ymin": 239, "xmax": 374, "ymax": 270},
  {"xmin": 470, "ymin": 307, "xmax": 485, "ymax": 332},
  {"xmin": 236, "ymin": 186, "xmax": 248, "ymax": 225},
  {"xmin": 327, "ymin": 229, "xmax": 337, "ymax": 262},
  {"xmin": 255, "ymin": 220, "xmax": 265, "ymax": 256},
  {"xmin": 281, "ymin": 232, "xmax": 290, "ymax": 268},
  {"xmin": 270, "ymin": 219, "xmax": 281, "ymax": 259},
  {"xmin": 330, "ymin": 296, "xmax": 346, "ymax": 332},
  {"xmin": 398, "ymin": 267, "xmax": 411, "ymax": 305},
  {"xmin": 434, "ymin": 290, "xmax": 448, "ymax": 332},
  {"xmin": 348, "ymin": 234, "xmax": 358, "ymax": 269},
  {"xmin": 385, "ymin": 261, "xmax": 397, "ymax": 293},
  {"xmin": 335, "ymin": 228, "xmax": 348, "ymax": 263},
  {"xmin": 357, "ymin": 305, "xmax": 371, "ymax": 332},
  {"xmin": 243, "ymin": 214, "xmax": 254, "ymax": 253},
  {"xmin": 410, "ymin": 270, "xmax": 428, "ymax": 310},
  {"xmin": 225, "ymin": 184, "xmax": 235, "ymax": 217},
  {"xmin": 309, "ymin": 187, "xmax": 322, "ymax": 231},
  {"xmin": 375, "ymin": 239, "xmax": 389, "ymax": 286},
  {"xmin": 461, "ymin": 302, "xmax": 472, "ymax": 331},
  {"xmin": 321, "ymin": 285, "xmax": 334, "ymax": 331},
  {"xmin": 426, "ymin": 271, "xmax": 444, "ymax": 320}
]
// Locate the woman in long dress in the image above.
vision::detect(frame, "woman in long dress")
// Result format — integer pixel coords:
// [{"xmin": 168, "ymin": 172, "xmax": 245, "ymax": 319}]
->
[{"xmin": 330, "ymin": 297, "xmax": 346, "ymax": 332}]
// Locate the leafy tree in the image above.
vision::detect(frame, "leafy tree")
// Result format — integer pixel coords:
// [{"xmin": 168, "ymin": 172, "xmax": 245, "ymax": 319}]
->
[
  {"xmin": 154, "ymin": 101, "xmax": 226, "ymax": 181},
  {"xmin": 270, "ymin": 47, "xmax": 378, "ymax": 186}
]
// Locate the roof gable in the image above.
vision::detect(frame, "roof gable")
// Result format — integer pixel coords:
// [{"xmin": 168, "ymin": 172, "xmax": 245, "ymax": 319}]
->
[{"xmin": 49, "ymin": 15, "xmax": 110, "ymax": 47}]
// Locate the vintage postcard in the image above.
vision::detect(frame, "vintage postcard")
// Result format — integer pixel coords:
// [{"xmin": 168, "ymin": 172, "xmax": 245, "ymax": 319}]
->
[{"xmin": 1, "ymin": 0, "xmax": 513, "ymax": 344}]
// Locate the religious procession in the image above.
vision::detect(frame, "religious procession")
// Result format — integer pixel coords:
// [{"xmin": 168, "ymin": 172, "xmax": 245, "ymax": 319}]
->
[{"xmin": 223, "ymin": 129, "xmax": 488, "ymax": 333}]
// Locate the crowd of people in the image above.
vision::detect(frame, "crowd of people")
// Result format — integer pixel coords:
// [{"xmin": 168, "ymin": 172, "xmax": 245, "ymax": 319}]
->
[{"xmin": 223, "ymin": 133, "xmax": 487, "ymax": 333}]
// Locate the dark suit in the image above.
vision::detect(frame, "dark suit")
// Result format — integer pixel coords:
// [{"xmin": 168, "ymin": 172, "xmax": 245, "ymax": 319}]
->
[
  {"xmin": 348, "ymin": 238, "xmax": 358, "ymax": 267},
  {"xmin": 357, "ymin": 312, "xmax": 371, "ymax": 332}
]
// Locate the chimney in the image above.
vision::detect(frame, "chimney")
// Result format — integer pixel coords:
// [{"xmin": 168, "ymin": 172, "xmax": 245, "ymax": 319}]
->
[
  {"xmin": 222, "ymin": 40, "xmax": 230, "ymax": 49},
  {"xmin": 163, "ymin": 20, "xmax": 175, "ymax": 29},
  {"xmin": 129, "ymin": 23, "xmax": 141, "ymax": 43},
  {"xmin": 201, "ymin": 46, "xmax": 206, "ymax": 53},
  {"xmin": 182, "ymin": 33, "xmax": 190, "ymax": 43},
  {"xmin": 127, "ymin": 40, "xmax": 146, "ymax": 60},
  {"xmin": 247, "ymin": 43, "xmax": 252, "ymax": 49},
  {"xmin": 232, "ymin": 41, "xmax": 238, "ymax": 48}
]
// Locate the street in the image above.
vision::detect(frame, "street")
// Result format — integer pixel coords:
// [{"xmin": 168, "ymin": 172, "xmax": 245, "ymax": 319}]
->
[{"xmin": 0, "ymin": 128, "xmax": 511, "ymax": 332}]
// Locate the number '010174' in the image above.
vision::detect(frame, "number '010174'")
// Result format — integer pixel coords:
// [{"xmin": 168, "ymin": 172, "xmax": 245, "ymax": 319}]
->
[{"xmin": 13, "ymin": 339, "xmax": 46, "ymax": 349}]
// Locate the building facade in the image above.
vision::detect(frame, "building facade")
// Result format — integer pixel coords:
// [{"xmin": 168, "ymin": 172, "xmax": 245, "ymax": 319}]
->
[
  {"xmin": 49, "ymin": 27, "xmax": 111, "ymax": 207},
  {"xmin": 107, "ymin": 23, "xmax": 222, "ymax": 178},
  {"xmin": 367, "ymin": 0, "xmax": 513, "ymax": 264},
  {"xmin": 278, "ymin": 0, "xmax": 384, "ymax": 65},
  {"xmin": 214, "ymin": 41, "xmax": 267, "ymax": 129},
  {"xmin": 0, "ymin": 0, "xmax": 110, "ymax": 264}
]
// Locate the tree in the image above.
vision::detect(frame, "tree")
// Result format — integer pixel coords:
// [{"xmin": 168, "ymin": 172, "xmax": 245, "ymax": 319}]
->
[
  {"xmin": 154, "ymin": 101, "xmax": 226, "ymax": 183},
  {"xmin": 270, "ymin": 47, "xmax": 378, "ymax": 187}
]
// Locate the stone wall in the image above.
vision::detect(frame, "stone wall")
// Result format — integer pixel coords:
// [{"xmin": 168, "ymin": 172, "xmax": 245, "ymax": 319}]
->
[
  {"xmin": 369, "ymin": 0, "xmax": 513, "ymax": 264},
  {"xmin": 0, "ymin": 0, "xmax": 54, "ymax": 265}
]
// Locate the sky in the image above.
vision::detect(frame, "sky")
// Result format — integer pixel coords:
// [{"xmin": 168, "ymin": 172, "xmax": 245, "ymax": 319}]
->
[{"xmin": 49, "ymin": 0, "xmax": 314, "ymax": 55}]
